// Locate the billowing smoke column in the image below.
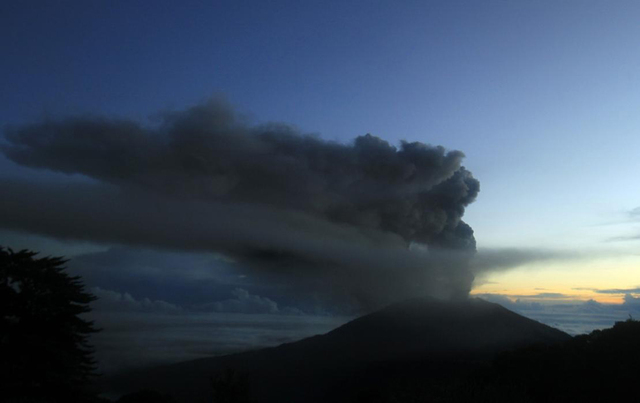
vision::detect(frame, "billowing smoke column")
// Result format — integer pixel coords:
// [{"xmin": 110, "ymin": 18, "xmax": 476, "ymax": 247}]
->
[{"xmin": 0, "ymin": 100, "xmax": 479, "ymax": 311}]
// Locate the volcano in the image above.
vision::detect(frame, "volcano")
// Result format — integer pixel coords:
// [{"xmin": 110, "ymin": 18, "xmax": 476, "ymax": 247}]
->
[{"xmin": 104, "ymin": 297, "xmax": 570, "ymax": 402}]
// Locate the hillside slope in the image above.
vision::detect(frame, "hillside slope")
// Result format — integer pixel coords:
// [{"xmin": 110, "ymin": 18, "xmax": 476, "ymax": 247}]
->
[{"xmin": 104, "ymin": 297, "xmax": 570, "ymax": 403}]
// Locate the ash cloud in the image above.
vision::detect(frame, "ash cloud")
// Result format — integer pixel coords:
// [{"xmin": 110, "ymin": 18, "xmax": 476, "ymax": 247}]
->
[
  {"xmin": 471, "ymin": 247, "xmax": 583, "ymax": 273},
  {"xmin": 1, "ymin": 100, "xmax": 479, "ymax": 310}
]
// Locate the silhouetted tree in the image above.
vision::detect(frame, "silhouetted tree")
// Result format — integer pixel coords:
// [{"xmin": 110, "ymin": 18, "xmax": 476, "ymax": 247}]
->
[
  {"xmin": 116, "ymin": 389, "xmax": 177, "ymax": 403},
  {"xmin": 0, "ymin": 247, "xmax": 99, "ymax": 402},
  {"xmin": 211, "ymin": 368, "xmax": 254, "ymax": 403}
]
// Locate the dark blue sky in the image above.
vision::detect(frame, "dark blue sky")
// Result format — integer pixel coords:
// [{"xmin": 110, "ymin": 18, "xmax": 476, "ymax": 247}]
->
[{"xmin": 4, "ymin": 1, "xmax": 636, "ymax": 137}]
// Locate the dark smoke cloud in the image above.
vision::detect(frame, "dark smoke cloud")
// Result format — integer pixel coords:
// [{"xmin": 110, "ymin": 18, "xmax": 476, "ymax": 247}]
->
[
  {"xmin": 1, "ymin": 100, "xmax": 479, "ymax": 310},
  {"xmin": 471, "ymin": 248, "xmax": 583, "ymax": 273}
]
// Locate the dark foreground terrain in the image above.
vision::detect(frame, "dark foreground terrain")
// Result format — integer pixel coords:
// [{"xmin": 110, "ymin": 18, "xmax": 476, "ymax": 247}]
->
[
  {"xmin": 102, "ymin": 297, "xmax": 579, "ymax": 403},
  {"xmin": 9, "ymin": 295, "xmax": 640, "ymax": 402}
]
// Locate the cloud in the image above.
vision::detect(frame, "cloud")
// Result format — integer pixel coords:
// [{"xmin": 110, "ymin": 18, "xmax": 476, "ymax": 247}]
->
[
  {"xmin": 606, "ymin": 234, "xmax": 640, "ymax": 242},
  {"xmin": 1, "ymin": 100, "xmax": 480, "ymax": 309},
  {"xmin": 603, "ymin": 207, "xmax": 640, "ymax": 241},
  {"xmin": 476, "ymin": 293, "xmax": 640, "ymax": 335},
  {"xmin": 623, "ymin": 293, "xmax": 640, "ymax": 308},
  {"xmin": 91, "ymin": 283, "xmax": 302, "ymax": 316},
  {"xmin": 1, "ymin": 100, "xmax": 477, "ymax": 249},
  {"xmin": 585, "ymin": 287, "xmax": 640, "ymax": 295},
  {"xmin": 470, "ymin": 247, "xmax": 582, "ymax": 275},
  {"xmin": 66, "ymin": 247, "xmax": 245, "ymax": 307},
  {"xmin": 85, "ymin": 284, "xmax": 343, "ymax": 373},
  {"xmin": 629, "ymin": 207, "xmax": 640, "ymax": 218},
  {"xmin": 198, "ymin": 288, "xmax": 286, "ymax": 315},
  {"xmin": 87, "ymin": 308, "xmax": 349, "ymax": 374},
  {"xmin": 91, "ymin": 287, "xmax": 181, "ymax": 313},
  {"xmin": 516, "ymin": 293, "xmax": 571, "ymax": 299}
]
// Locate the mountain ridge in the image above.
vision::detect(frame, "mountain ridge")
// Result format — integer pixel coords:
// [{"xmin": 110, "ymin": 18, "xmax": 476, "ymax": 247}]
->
[{"xmin": 103, "ymin": 296, "xmax": 570, "ymax": 402}]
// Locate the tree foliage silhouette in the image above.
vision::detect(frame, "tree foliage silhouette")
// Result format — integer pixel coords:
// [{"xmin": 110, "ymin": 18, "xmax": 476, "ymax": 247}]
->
[
  {"xmin": 0, "ymin": 247, "xmax": 99, "ymax": 401},
  {"xmin": 211, "ymin": 368, "xmax": 255, "ymax": 403}
]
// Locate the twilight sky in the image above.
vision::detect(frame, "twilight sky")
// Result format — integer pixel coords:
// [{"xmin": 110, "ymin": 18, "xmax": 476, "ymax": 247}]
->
[{"xmin": 3, "ymin": 1, "xmax": 640, "ymax": 370}]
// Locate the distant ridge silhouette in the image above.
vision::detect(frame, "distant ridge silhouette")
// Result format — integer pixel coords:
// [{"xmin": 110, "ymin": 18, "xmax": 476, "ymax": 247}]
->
[{"xmin": 104, "ymin": 297, "xmax": 570, "ymax": 403}]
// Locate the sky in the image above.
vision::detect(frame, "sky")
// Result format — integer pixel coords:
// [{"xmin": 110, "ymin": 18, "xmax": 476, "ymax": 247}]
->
[{"xmin": 3, "ymin": 0, "xmax": 640, "ymax": 371}]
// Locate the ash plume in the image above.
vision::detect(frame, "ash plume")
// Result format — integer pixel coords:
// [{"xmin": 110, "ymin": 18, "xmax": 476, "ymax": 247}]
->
[{"xmin": 1, "ymin": 100, "xmax": 479, "ymax": 311}]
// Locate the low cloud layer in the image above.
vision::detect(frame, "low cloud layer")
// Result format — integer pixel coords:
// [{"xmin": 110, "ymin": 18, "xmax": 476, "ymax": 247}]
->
[
  {"xmin": 91, "ymin": 285, "xmax": 301, "ymax": 316},
  {"xmin": 197, "ymin": 288, "xmax": 303, "ymax": 315},
  {"xmin": 88, "ymin": 309, "xmax": 347, "ymax": 374},
  {"xmin": 477, "ymin": 293, "xmax": 640, "ymax": 335},
  {"xmin": 1, "ymin": 100, "xmax": 479, "ymax": 310},
  {"xmin": 92, "ymin": 287, "xmax": 182, "ymax": 313},
  {"xmin": 583, "ymin": 286, "xmax": 640, "ymax": 295},
  {"xmin": 87, "ymin": 285, "xmax": 343, "ymax": 373}
]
